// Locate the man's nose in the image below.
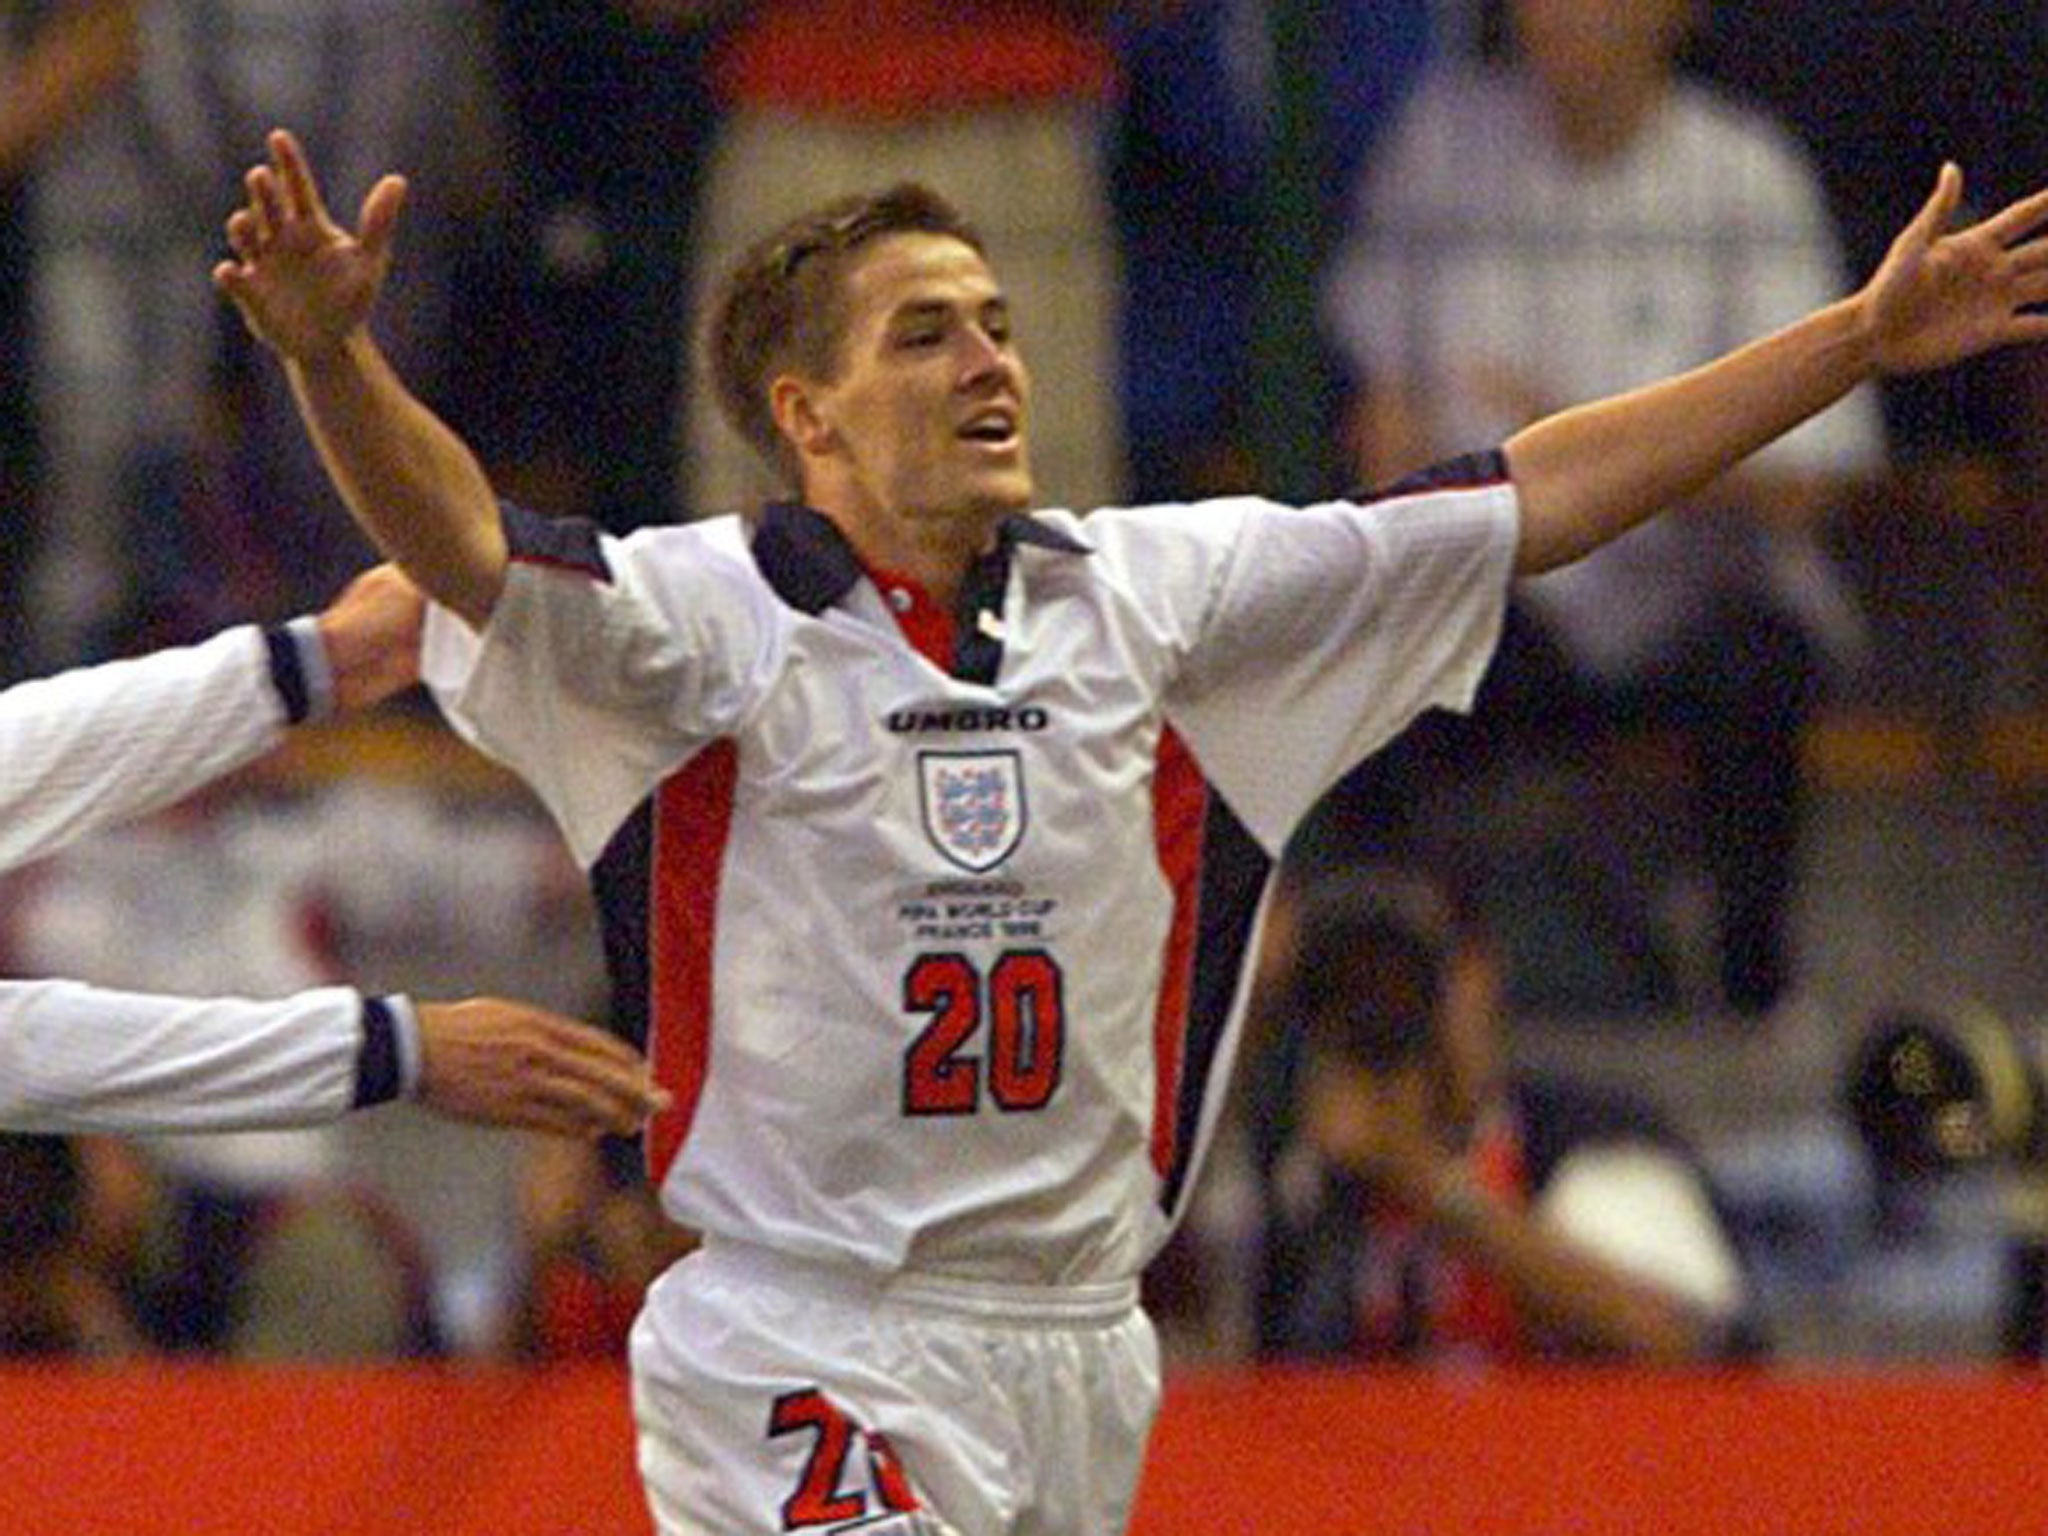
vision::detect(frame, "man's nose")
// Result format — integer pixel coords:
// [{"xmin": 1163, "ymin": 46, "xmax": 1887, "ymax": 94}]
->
[{"xmin": 959, "ymin": 327, "xmax": 1014, "ymax": 386}]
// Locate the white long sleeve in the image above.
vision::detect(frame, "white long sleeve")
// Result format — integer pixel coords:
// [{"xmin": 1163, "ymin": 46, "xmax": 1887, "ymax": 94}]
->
[
  {"xmin": 0, "ymin": 981, "xmax": 416, "ymax": 1134},
  {"xmin": 0, "ymin": 621, "xmax": 328, "ymax": 874},
  {"xmin": 0, "ymin": 620, "xmax": 421, "ymax": 1135}
]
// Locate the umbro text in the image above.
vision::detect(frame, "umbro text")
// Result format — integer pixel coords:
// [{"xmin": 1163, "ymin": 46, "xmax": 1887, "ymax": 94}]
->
[{"xmin": 886, "ymin": 706, "xmax": 1050, "ymax": 734}]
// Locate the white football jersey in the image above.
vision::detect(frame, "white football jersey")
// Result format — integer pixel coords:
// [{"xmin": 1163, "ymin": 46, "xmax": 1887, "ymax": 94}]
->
[{"xmin": 425, "ymin": 468, "xmax": 1517, "ymax": 1286}]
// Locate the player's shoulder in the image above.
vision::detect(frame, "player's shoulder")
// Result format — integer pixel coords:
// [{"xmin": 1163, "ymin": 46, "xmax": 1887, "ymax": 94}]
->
[
  {"xmin": 619, "ymin": 511, "xmax": 751, "ymax": 554},
  {"xmin": 1057, "ymin": 496, "xmax": 1268, "ymax": 564},
  {"xmin": 613, "ymin": 512, "xmax": 758, "ymax": 579},
  {"xmin": 596, "ymin": 513, "xmax": 782, "ymax": 630},
  {"xmin": 1014, "ymin": 502, "xmax": 1253, "ymax": 626}
]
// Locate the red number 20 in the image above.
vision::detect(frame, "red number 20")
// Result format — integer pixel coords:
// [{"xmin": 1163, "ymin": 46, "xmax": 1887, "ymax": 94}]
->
[{"xmin": 902, "ymin": 951, "xmax": 1065, "ymax": 1116}]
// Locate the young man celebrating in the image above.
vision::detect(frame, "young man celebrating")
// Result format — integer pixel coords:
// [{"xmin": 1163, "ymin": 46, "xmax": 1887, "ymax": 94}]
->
[{"xmin": 215, "ymin": 127, "xmax": 2048, "ymax": 1533}]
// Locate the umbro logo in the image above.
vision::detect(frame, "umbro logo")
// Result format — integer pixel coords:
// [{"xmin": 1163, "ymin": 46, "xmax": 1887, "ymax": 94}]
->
[{"xmin": 886, "ymin": 706, "xmax": 1050, "ymax": 734}]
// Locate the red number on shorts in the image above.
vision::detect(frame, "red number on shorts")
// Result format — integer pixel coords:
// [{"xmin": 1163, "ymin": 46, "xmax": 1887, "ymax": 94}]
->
[
  {"xmin": 902, "ymin": 950, "xmax": 1065, "ymax": 1116},
  {"xmin": 865, "ymin": 1431, "xmax": 921, "ymax": 1515},
  {"xmin": 768, "ymin": 1389, "xmax": 865, "ymax": 1527},
  {"xmin": 767, "ymin": 1389, "xmax": 920, "ymax": 1529}
]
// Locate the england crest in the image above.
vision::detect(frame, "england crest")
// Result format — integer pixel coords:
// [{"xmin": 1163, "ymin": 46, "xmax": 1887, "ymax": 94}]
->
[{"xmin": 918, "ymin": 750, "xmax": 1027, "ymax": 872}]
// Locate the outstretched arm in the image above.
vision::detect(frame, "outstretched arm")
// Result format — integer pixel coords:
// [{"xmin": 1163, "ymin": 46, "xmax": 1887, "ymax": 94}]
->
[
  {"xmin": 212, "ymin": 128, "xmax": 507, "ymax": 627},
  {"xmin": 0, "ymin": 564, "xmax": 423, "ymax": 873},
  {"xmin": 0, "ymin": 984, "xmax": 665, "ymax": 1139},
  {"xmin": 1508, "ymin": 165, "xmax": 2048, "ymax": 574}
]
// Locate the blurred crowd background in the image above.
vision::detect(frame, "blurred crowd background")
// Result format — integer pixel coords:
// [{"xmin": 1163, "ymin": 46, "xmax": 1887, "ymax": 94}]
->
[{"xmin": 3, "ymin": 0, "xmax": 2047, "ymax": 1373}]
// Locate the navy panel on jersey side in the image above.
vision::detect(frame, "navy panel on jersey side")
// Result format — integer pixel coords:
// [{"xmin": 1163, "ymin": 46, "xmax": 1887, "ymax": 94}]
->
[{"xmin": 1159, "ymin": 798, "xmax": 1271, "ymax": 1217}]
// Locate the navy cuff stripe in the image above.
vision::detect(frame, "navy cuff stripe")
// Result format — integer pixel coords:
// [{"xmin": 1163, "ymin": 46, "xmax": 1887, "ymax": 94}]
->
[
  {"xmin": 353, "ymin": 996, "xmax": 403, "ymax": 1108},
  {"xmin": 1356, "ymin": 447, "xmax": 1512, "ymax": 505},
  {"xmin": 503, "ymin": 499, "xmax": 610, "ymax": 581},
  {"xmin": 262, "ymin": 624, "xmax": 313, "ymax": 725}
]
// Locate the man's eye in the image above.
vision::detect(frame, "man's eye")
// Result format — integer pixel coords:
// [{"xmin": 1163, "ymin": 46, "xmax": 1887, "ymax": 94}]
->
[{"xmin": 901, "ymin": 331, "xmax": 943, "ymax": 349}]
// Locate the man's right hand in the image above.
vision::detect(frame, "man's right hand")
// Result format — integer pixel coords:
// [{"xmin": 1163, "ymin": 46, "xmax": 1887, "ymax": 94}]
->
[
  {"xmin": 414, "ymin": 998, "xmax": 670, "ymax": 1140},
  {"xmin": 212, "ymin": 126, "xmax": 406, "ymax": 365}
]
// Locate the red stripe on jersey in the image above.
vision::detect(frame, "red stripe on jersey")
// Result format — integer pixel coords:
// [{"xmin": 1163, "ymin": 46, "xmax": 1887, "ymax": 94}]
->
[
  {"xmin": 645, "ymin": 740, "xmax": 740, "ymax": 1185},
  {"xmin": 1148, "ymin": 726, "xmax": 1208, "ymax": 1178}
]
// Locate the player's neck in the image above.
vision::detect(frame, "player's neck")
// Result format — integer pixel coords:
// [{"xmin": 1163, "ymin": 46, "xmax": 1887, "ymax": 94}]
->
[{"xmin": 818, "ymin": 499, "xmax": 1002, "ymax": 611}]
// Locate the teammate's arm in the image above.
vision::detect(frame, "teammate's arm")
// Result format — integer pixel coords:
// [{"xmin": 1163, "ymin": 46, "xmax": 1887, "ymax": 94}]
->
[
  {"xmin": 0, "ymin": 563, "xmax": 422, "ymax": 874},
  {"xmin": 212, "ymin": 128, "xmax": 508, "ymax": 629},
  {"xmin": 0, "ymin": 981, "xmax": 664, "ymax": 1138},
  {"xmin": 1506, "ymin": 165, "xmax": 2048, "ymax": 574}
]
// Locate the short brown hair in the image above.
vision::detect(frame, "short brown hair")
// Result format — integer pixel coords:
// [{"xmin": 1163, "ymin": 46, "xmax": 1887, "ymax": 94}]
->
[{"xmin": 705, "ymin": 183, "xmax": 987, "ymax": 490}]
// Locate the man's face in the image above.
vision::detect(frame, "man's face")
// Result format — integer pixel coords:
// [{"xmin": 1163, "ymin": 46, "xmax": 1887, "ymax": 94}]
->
[
  {"xmin": 796, "ymin": 232, "xmax": 1034, "ymax": 535},
  {"xmin": 1511, "ymin": 0, "xmax": 1690, "ymax": 97}
]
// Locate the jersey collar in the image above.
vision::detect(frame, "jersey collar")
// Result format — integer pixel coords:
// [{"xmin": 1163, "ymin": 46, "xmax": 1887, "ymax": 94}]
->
[{"xmin": 750, "ymin": 501, "xmax": 1089, "ymax": 618}]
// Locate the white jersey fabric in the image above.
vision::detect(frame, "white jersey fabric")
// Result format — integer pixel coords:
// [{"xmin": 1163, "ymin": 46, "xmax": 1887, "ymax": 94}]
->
[
  {"xmin": 0, "ymin": 617, "xmax": 419, "ymax": 1133},
  {"xmin": 425, "ymin": 471, "xmax": 1518, "ymax": 1288}
]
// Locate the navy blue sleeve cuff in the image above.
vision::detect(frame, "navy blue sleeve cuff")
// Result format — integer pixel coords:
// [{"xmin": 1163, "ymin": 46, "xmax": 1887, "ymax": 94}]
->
[
  {"xmin": 503, "ymin": 498, "xmax": 612, "ymax": 582},
  {"xmin": 1353, "ymin": 447, "xmax": 1513, "ymax": 504},
  {"xmin": 353, "ymin": 995, "xmax": 405, "ymax": 1108},
  {"xmin": 262, "ymin": 624, "xmax": 312, "ymax": 724},
  {"xmin": 261, "ymin": 617, "xmax": 336, "ymax": 726}
]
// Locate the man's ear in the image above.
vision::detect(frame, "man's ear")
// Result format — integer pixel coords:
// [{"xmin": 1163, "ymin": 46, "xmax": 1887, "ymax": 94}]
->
[{"xmin": 770, "ymin": 375, "xmax": 839, "ymax": 459}]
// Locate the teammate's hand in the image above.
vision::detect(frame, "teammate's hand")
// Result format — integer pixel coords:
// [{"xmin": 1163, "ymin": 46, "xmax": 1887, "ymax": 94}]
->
[
  {"xmin": 315, "ymin": 563, "xmax": 425, "ymax": 713},
  {"xmin": 212, "ymin": 126, "xmax": 407, "ymax": 365},
  {"xmin": 413, "ymin": 998, "xmax": 670, "ymax": 1139}
]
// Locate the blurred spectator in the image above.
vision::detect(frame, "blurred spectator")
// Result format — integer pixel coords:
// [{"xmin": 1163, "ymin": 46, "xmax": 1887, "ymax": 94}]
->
[
  {"xmin": 1694, "ymin": 1, "xmax": 2048, "ymax": 704},
  {"xmin": 22, "ymin": 0, "xmax": 503, "ymax": 670},
  {"xmin": 1693, "ymin": 1, "xmax": 2048, "ymax": 469},
  {"xmin": 0, "ymin": 1131, "xmax": 148, "ymax": 1358},
  {"xmin": 2, "ymin": 771, "xmax": 591, "ymax": 1357},
  {"xmin": 1105, "ymin": 0, "xmax": 1433, "ymax": 502},
  {"xmin": 1247, "ymin": 864, "xmax": 1759, "ymax": 1363},
  {"xmin": 1843, "ymin": 1001, "xmax": 2048, "ymax": 1362},
  {"xmin": 449, "ymin": 1, "xmax": 733, "ymax": 535},
  {"xmin": 1322, "ymin": 0, "xmax": 1885, "ymax": 1019},
  {"xmin": 679, "ymin": 0, "xmax": 1132, "ymax": 519}
]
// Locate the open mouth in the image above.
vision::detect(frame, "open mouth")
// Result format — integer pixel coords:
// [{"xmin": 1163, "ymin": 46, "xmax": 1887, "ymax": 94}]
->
[{"xmin": 958, "ymin": 407, "xmax": 1021, "ymax": 450}]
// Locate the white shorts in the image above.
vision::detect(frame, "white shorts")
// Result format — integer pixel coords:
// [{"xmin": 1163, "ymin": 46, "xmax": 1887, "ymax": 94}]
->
[{"xmin": 629, "ymin": 1239, "xmax": 1162, "ymax": 1535}]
